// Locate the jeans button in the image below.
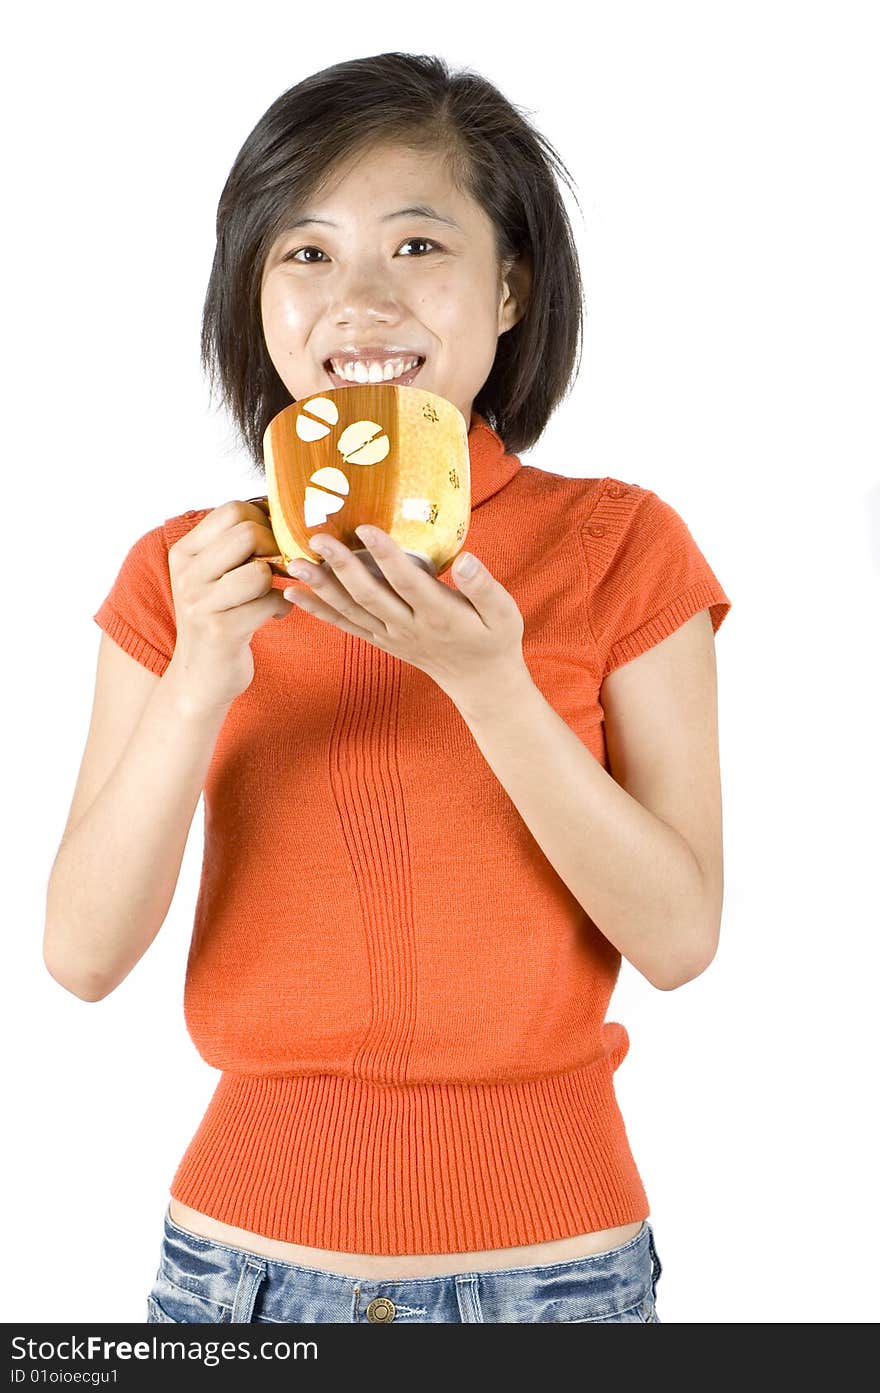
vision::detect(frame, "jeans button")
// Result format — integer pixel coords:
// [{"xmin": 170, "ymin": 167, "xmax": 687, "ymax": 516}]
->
[{"xmin": 366, "ymin": 1297, "xmax": 396, "ymax": 1322}]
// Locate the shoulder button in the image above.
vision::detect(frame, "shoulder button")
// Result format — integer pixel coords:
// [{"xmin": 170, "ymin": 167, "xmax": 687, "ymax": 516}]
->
[
  {"xmin": 605, "ymin": 483, "xmax": 626, "ymax": 498},
  {"xmin": 587, "ymin": 523, "xmax": 606, "ymax": 538}
]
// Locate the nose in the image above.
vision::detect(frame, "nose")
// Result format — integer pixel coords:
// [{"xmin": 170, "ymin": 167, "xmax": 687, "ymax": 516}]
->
[{"xmin": 327, "ymin": 255, "xmax": 406, "ymax": 324}]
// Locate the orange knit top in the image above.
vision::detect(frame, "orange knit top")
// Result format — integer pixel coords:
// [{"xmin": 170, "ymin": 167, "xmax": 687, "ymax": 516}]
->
[{"xmin": 93, "ymin": 412, "xmax": 731, "ymax": 1255}]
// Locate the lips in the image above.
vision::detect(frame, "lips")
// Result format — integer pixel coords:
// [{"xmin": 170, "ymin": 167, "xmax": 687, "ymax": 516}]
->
[{"xmin": 324, "ymin": 357, "xmax": 425, "ymax": 389}]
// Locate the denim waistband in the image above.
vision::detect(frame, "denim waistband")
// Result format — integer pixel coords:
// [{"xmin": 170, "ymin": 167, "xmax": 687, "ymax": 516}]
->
[{"xmin": 154, "ymin": 1204, "xmax": 662, "ymax": 1323}]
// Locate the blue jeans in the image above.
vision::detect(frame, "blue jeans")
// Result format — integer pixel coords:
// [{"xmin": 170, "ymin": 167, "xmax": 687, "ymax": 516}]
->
[{"xmin": 146, "ymin": 1205, "xmax": 663, "ymax": 1323}]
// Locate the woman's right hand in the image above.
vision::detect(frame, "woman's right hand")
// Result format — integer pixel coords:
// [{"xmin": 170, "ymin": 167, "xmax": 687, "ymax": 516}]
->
[{"xmin": 165, "ymin": 498, "xmax": 292, "ymax": 714}]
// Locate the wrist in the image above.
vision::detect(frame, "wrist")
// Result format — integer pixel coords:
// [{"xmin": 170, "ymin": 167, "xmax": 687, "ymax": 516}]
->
[
  {"xmin": 162, "ymin": 657, "xmax": 233, "ymax": 726},
  {"xmin": 444, "ymin": 659, "xmax": 536, "ymax": 723}
]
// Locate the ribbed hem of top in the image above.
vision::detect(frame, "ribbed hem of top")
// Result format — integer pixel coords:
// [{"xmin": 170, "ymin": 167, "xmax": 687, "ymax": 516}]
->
[
  {"xmin": 168, "ymin": 1057, "xmax": 649, "ymax": 1256},
  {"xmin": 92, "ymin": 602, "xmax": 171, "ymax": 677},
  {"xmin": 605, "ymin": 579, "xmax": 731, "ymax": 678}
]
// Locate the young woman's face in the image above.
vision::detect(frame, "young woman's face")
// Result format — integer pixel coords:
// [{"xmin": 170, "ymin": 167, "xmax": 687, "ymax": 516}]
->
[{"xmin": 260, "ymin": 142, "xmax": 528, "ymax": 427}]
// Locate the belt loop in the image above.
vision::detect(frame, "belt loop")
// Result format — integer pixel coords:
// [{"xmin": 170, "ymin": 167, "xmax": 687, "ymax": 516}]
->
[
  {"xmin": 231, "ymin": 1256, "xmax": 267, "ymax": 1323},
  {"xmin": 455, "ymin": 1273, "xmax": 483, "ymax": 1323}
]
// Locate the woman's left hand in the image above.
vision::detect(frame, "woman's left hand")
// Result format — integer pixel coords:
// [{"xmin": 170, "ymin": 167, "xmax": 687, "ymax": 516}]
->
[{"xmin": 282, "ymin": 525, "xmax": 528, "ymax": 703}]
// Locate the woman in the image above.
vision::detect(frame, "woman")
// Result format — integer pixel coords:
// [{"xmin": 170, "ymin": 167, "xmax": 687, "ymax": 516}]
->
[{"xmin": 45, "ymin": 51, "xmax": 731, "ymax": 1324}]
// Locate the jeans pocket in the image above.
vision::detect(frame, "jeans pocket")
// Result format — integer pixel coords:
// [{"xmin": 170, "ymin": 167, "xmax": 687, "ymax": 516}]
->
[
  {"xmin": 146, "ymin": 1293, "xmax": 179, "ymax": 1324},
  {"xmin": 563, "ymin": 1290, "xmax": 658, "ymax": 1323},
  {"xmin": 148, "ymin": 1269, "xmax": 233, "ymax": 1324}
]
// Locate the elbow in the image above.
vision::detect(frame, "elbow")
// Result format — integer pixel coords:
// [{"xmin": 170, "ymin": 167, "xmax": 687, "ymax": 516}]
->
[
  {"xmin": 650, "ymin": 960, "xmax": 711, "ymax": 992},
  {"xmin": 646, "ymin": 929, "xmax": 719, "ymax": 992},
  {"xmin": 72, "ymin": 979, "xmax": 112, "ymax": 1003},
  {"xmin": 42, "ymin": 938, "xmax": 112, "ymax": 1003},
  {"xmin": 44, "ymin": 960, "xmax": 111, "ymax": 1002}
]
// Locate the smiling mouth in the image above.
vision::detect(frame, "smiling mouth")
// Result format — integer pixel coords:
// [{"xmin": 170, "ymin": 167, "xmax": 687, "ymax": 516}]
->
[{"xmin": 323, "ymin": 357, "xmax": 426, "ymax": 389}]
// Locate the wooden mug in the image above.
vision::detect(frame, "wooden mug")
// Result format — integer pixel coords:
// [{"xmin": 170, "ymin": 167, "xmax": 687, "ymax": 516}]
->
[{"xmin": 260, "ymin": 384, "xmax": 470, "ymax": 579}]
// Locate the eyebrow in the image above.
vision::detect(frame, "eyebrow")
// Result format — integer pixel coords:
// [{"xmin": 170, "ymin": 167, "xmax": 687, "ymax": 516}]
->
[{"xmin": 284, "ymin": 204, "xmax": 462, "ymax": 233}]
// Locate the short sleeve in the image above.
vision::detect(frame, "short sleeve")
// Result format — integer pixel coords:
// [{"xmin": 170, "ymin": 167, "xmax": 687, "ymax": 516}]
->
[
  {"xmin": 92, "ymin": 522, "xmax": 178, "ymax": 676},
  {"xmin": 582, "ymin": 480, "xmax": 732, "ymax": 681}
]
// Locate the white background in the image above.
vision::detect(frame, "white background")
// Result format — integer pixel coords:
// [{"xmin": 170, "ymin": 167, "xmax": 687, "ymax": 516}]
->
[{"xmin": 4, "ymin": 0, "xmax": 878, "ymax": 1324}]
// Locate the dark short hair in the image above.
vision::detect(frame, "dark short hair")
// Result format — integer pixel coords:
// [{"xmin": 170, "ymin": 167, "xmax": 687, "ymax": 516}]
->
[{"xmin": 201, "ymin": 51, "xmax": 585, "ymax": 472}]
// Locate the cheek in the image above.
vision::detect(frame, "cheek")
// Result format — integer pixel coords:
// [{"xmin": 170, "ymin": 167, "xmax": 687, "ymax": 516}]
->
[
  {"xmin": 261, "ymin": 290, "xmax": 308, "ymax": 356},
  {"xmin": 432, "ymin": 286, "xmax": 496, "ymax": 360},
  {"xmin": 418, "ymin": 283, "xmax": 460, "ymax": 332}
]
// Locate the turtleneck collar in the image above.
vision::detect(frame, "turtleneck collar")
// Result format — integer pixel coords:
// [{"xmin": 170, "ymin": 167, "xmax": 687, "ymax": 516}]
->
[{"xmin": 467, "ymin": 411, "xmax": 522, "ymax": 508}]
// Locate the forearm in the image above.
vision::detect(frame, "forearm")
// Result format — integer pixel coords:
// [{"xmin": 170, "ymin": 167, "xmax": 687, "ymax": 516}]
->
[
  {"xmin": 44, "ymin": 661, "xmax": 230, "ymax": 1001},
  {"xmin": 449, "ymin": 662, "xmax": 714, "ymax": 990}
]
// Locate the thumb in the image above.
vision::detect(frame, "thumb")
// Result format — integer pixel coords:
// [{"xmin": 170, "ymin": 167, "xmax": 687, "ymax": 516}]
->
[{"xmin": 453, "ymin": 551, "xmax": 480, "ymax": 582}]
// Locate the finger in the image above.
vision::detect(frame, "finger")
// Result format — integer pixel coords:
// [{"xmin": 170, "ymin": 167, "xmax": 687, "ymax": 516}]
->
[
  {"xmin": 449, "ymin": 550, "xmax": 514, "ymax": 627},
  {"xmin": 300, "ymin": 535, "xmax": 413, "ymax": 626},
  {"xmin": 283, "ymin": 586, "xmax": 390, "ymax": 648},
  {"xmin": 175, "ymin": 497, "xmax": 273, "ymax": 555},
  {"xmin": 284, "ymin": 557, "xmax": 392, "ymax": 633},
  {"xmin": 352, "ymin": 526, "xmax": 442, "ymax": 609},
  {"xmin": 242, "ymin": 499, "xmax": 284, "ymax": 561}
]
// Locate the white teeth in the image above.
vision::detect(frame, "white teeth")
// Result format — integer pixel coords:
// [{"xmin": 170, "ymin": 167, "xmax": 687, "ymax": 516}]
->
[{"xmin": 329, "ymin": 356, "xmax": 421, "ymax": 383}]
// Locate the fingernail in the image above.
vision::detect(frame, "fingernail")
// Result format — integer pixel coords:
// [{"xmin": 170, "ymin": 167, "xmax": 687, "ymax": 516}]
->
[
  {"xmin": 288, "ymin": 564, "xmax": 309, "ymax": 580},
  {"xmin": 456, "ymin": 552, "xmax": 478, "ymax": 577}
]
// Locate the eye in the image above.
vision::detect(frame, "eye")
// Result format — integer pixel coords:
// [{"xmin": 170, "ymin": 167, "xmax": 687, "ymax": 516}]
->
[
  {"xmin": 283, "ymin": 237, "xmax": 440, "ymax": 264},
  {"xmin": 398, "ymin": 237, "xmax": 439, "ymax": 256},
  {"xmin": 285, "ymin": 246, "xmax": 326, "ymax": 263}
]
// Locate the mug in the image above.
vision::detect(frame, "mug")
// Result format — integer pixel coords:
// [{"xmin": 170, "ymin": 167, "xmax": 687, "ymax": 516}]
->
[{"xmin": 260, "ymin": 383, "xmax": 470, "ymax": 580}]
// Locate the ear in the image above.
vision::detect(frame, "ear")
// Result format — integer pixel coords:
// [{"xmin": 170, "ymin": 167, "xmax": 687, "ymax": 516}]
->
[{"xmin": 498, "ymin": 250, "xmax": 532, "ymax": 333}]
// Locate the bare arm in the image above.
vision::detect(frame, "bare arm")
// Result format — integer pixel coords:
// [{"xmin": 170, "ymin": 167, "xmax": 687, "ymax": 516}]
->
[
  {"xmin": 450, "ymin": 609, "xmax": 724, "ymax": 991},
  {"xmin": 44, "ymin": 498, "xmax": 292, "ymax": 1002},
  {"xmin": 43, "ymin": 653, "xmax": 230, "ymax": 1001}
]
